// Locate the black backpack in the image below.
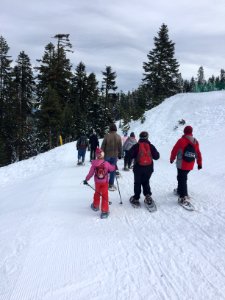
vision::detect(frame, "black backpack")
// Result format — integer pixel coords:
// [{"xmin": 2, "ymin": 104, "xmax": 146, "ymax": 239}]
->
[
  {"xmin": 78, "ymin": 136, "xmax": 87, "ymax": 148},
  {"xmin": 95, "ymin": 162, "xmax": 107, "ymax": 179},
  {"xmin": 183, "ymin": 144, "xmax": 196, "ymax": 162}
]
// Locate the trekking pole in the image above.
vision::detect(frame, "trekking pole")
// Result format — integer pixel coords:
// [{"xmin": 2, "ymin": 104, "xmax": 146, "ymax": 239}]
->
[
  {"xmin": 115, "ymin": 175, "xmax": 123, "ymax": 204},
  {"xmin": 84, "ymin": 182, "xmax": 112, "ymax": 205}
]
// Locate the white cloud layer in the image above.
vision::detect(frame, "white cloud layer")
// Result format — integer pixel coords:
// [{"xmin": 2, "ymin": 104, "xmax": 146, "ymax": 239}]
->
[{"xmin": 1, "ymin": 0, "xmax": 225, "ymax": 91}]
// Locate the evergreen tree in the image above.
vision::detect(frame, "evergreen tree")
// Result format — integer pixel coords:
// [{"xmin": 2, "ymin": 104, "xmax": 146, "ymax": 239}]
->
[
  {"xmin": 220, "ymin": 69, "xmax": 225, "ymax": 90},
  {"xmin": 101, "ymin": 66, "xmax": 118, "ymax": 121},
  {"xmin": 70, "ymin": 62, "xmax": 88, "ymax": 136},
  {"xmin": 36, "ymin": 36, "xmax": 73, "ymax": 147},
  {"xmin": 12, "ymin": 51, "xmax": 34, "ymax": 160},
  {"xmin": 143, "ymin": 23, "xmax": 180, "ymax": 106},
  {"xmin": 37, "ymin": 85, "xmax": 62, "ymax": 150},
  {"xmin": 196, "ymin": 66, "xmax": 206, "ymax": 92},
  {"xmin": 190, "ymin": 77, "xmax": 196, "ymax": 92},
  {"xmin": 0, "ymin": 36, "xmax": 13, "ymax": 165}
]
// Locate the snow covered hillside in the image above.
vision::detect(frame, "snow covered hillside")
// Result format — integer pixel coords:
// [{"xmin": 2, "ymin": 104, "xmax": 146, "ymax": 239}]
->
[{"xmin": 1, "ymin": 91, "xmax": 225, "ymax": 300}]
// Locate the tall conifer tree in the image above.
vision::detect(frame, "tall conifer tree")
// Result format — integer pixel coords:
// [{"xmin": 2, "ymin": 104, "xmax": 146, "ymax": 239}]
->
[{"xmin": 143, "ymin": 24, "xmax": 180, "ymax": 106}]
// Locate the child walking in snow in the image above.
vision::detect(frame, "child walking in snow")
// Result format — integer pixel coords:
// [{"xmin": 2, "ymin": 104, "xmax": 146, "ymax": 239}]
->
[{"xmin": 83, "ymin": 148, "xmax": 116, "ymax": 219}]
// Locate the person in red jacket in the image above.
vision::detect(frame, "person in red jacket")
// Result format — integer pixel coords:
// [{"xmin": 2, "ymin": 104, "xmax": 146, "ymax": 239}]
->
[{"xmin": 170, "ymin": 125, "xmax": 202, "ymax": 205}]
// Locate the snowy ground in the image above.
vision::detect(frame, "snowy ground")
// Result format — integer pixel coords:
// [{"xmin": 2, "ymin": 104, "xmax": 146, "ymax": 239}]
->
[{"xmin": 1, "ymin": 91, "xmax": 225, "ymax": 300}]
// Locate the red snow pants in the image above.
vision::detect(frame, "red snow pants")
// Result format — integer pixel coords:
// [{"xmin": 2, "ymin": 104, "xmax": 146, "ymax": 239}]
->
[{"xmin": 93, "ymin": 182, "xmax": 109, "ymax": 213}]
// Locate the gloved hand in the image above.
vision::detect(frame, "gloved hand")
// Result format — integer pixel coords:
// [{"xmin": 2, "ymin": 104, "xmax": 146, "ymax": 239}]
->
[
  {"xmin": 198, "ymin": 165, "xmax": 202, "ymax": 170},
  {"xmin": 83, "ymin": 180, "xmax": 88, "ymax": 185},
  {"xmin": 170, "ymin": 160, "xmax": 174, "ymax": 164}
]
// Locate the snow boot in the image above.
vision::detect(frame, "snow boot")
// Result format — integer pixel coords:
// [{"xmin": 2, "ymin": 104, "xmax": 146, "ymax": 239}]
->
[
  {"xmin": 129, "ymin": 196, "xmax": 140, "ymax": 207},
  {"xmin": 144, "ymin": 194, "xmax": 153, "ymax": 205},
  {"xmin": 90, "ymin": 203, "xmax": 99, "ymax": 211},
  {"xmin": 100, "ymin": 211, "xmax": 109, "ymax": 219}
]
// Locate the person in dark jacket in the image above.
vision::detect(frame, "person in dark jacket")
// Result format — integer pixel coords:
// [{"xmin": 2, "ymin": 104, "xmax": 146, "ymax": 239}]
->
[
  {"xmin": 128, "ymin": 131, "xmax": 160, "ymax": 205},
  {"xmin": 170, "ymin": 125, "xmax": 202, "ymax": 205},
  {"xmin": 76, "ymin": 133, "xmax": 89, "ymax": 165},
  {"xmin": 89, "ymin": 130, "xmax": 99, "ymax": 161}
]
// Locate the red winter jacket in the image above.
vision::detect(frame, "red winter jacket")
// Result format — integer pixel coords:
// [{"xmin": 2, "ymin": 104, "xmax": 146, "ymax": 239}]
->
[{"xmin": 170, "ymin": 134, "xmax": 202, "ymax": 170}]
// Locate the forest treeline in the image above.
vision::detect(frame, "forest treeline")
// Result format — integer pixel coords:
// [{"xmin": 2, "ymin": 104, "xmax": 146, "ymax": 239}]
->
[{"xmin": 1, "ymin": 24, "xmax": 225, "ymax": 166}]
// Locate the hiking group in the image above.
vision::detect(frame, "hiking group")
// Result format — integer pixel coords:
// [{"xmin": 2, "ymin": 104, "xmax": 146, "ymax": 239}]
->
[{"xmin": 80, "ymin": 123, "xmax": 202, "ymax": 218}]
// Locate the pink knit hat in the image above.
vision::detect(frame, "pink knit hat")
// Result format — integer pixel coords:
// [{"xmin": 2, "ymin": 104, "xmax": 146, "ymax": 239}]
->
[
  {"xmin": 95, "ymin": 147, "xmax": 104, "ymax": 159},
  {"xmin": 184, "ymin": 125, "xmax": 193, "ymax": 135}
]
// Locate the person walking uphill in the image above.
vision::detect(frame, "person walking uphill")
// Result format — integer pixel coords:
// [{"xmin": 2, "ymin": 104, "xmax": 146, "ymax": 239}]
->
[
  {"xmin": 128, "ymin": 131, "xmax": 160, "ymax": 208},
  {"xmin": 170, "ymin": 125, "xmax": 202, "ymax": 207},
  {"xmin": 101, "ymin": 123, "xmax": 122, "ymax": 191},
  {"xmin": 123, "ymin": 132, "xmax": 137, "ymax": 170},
  {"xmin": 76, "ymin": 132, "xmax": 89, "ymax": 165},
  {"xmin": 89, "ymin": 130, "xmax": 99, "ymax": 161},
  {"xmin": 83, "ymin": 148, "xmax": 116, "ymax": 219}
]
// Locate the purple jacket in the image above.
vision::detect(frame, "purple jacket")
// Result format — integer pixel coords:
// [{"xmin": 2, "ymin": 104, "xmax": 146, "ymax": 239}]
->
[{"xmin": 85, "ymin": 159, "xmax": 116, "ymax": 183}]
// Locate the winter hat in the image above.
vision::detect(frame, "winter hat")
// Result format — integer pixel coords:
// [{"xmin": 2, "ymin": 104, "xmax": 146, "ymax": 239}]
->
[
  {"xmin": 95, "ymin": 147, "xmax": 104, "ymax": 159},
  {"xmin": 130, "ymin": 132, "xmax": 135, "ymax": 138},
  {"xmin": 184, "ymin": 125, "xmax": 193, "ymax": 135},
  {"xmin": 139, "ymin": 131, "xmax": 149, "ymax": 139},
  {"xmin": 109, "ymin": 123, "xmax": 117, "ymax": 132}
]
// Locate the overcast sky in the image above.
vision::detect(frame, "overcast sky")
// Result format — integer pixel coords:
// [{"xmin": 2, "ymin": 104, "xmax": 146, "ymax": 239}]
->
[{"xmin": 1, "ymin": 0, "xmax": 225, "ymax": 91}]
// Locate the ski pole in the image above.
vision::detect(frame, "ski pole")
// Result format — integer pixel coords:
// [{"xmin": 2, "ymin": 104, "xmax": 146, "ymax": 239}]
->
[
  {"xmin": 85, "ymin": 182, "xmax": 112, "ymax": 205},
  {"xmin": 115, "ymin": 174, "xmax": 123, "ymax": 204}
]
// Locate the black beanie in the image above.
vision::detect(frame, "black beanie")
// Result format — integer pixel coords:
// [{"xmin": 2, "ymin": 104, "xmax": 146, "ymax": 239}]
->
[{"xmin": 139, "ymin": 131, "xmax": 148, "ymax": 139}]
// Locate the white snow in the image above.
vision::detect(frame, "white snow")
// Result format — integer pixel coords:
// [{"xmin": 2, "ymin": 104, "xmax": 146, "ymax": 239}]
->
[{"xmin": 1, "ymin": 91, "xmax": 225, "ymax": 300}]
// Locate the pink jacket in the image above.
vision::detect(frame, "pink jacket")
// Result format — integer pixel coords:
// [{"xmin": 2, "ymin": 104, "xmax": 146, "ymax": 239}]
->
[{"xmin": 85, "ymin": 159, "xmax": 116, "ymax": 183}]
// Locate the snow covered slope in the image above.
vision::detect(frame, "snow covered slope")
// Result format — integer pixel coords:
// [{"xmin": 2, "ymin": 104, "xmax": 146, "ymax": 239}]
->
[{"xmin": 0, "ymin": 91, "xmax": 225, "ymax": 300}]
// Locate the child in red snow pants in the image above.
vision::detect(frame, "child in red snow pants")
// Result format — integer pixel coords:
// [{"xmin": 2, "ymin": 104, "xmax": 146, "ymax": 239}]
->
[{"xmin": 94, "ymin": 182, "xmax": 109, "ymax": 213}]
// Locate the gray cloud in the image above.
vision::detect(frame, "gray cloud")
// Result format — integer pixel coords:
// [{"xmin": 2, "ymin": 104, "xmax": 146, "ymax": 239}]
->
[{"xmin": 1, "ymin": 0, "xmax": 225, "ymax": 91}]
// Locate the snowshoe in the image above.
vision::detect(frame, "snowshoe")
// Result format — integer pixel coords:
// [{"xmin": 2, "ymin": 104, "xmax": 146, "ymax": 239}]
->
[
  {"xmin": 129, "ymin": 196, "xmax": 140, "ymax": 208},
  {"xmin": 178, "ymin": 197, "xmax": 195, "ymax": 211},
  {"xmin": 90, "ymin": 203, "xmax": 99, "ymax": 212},
  {"xmin": 144, "ymin": 195, "xmax": 157, "ymax": 212},
  {"xmin": 100, "ymin": 212, "xmax": 109, "ymax": 219}
]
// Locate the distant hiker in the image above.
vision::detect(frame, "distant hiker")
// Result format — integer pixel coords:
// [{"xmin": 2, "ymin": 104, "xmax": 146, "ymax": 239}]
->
[
  {"xmin": 101, "ymin": 123, "xmax": 122, "ymax": 191},
  {"xmin": 121, "ymin": 131, "xmax": 128, "ymax": 157},
  {"xmin": 170, "ymin": 125, "xmax": 202, "ymax": 205},
  {"xmin": 83, "ymin": 148, "xmax": 116, "ymax": 219},
  {"xmin": 128, "ymin": 131, "xmax": 160, "ymax": 206},
  {"xmin": 122, "ymin": 132, "xmax": 137, "ymax": 170},
  {"xmin": 76, "ymin": 132, "xmax": 89, "ymax": 165},
  {"xmin": 89, "ymin": 130, "xmax": 99, "ymax": 161}
]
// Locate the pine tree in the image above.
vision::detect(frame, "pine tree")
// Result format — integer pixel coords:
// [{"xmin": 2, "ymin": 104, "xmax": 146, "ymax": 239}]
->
[
  {"xmin": 196, "ymin": 66, "xmax": 206, "ymax": 92},
  {"xmin": 12, "ymin": 51, "xmax": 34, "ymax": 160},
  {"xmin": 220, "ymin": 69, "xmax": 225, "ymax": 90},
  {"xmin": 143, "ymin": 23, "xmax": 180, "ymax": 106},
  {"xmin": 37, "ymin": 86, "xmax": 62, "ymax": 150},
  {"xmin": 36, "ymin": 37, "xmax": 73, "ymax": 148},
  {"xmin": 0, "ymin": 36, "xmax": 13, "ymax": 165},
  {"xmin": 70, "ymin": 62, "xmax": 88, "ymax": 136}
]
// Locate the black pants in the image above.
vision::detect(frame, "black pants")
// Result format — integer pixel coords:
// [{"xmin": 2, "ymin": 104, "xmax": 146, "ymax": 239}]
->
[
  {"xmin": 133, "ymin": 165, "xmax": 153, "ymax": 200},
  {"xmin": 177, "ymin": 169, "xmax": 190, "ymax": 197},
  {"xmin": 90, "ymin": 148, "xmax": 96, "ymax": 161},
  {"xmin": 124, "ymin": 150, "xmax": 132, "ymax": 168}
]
